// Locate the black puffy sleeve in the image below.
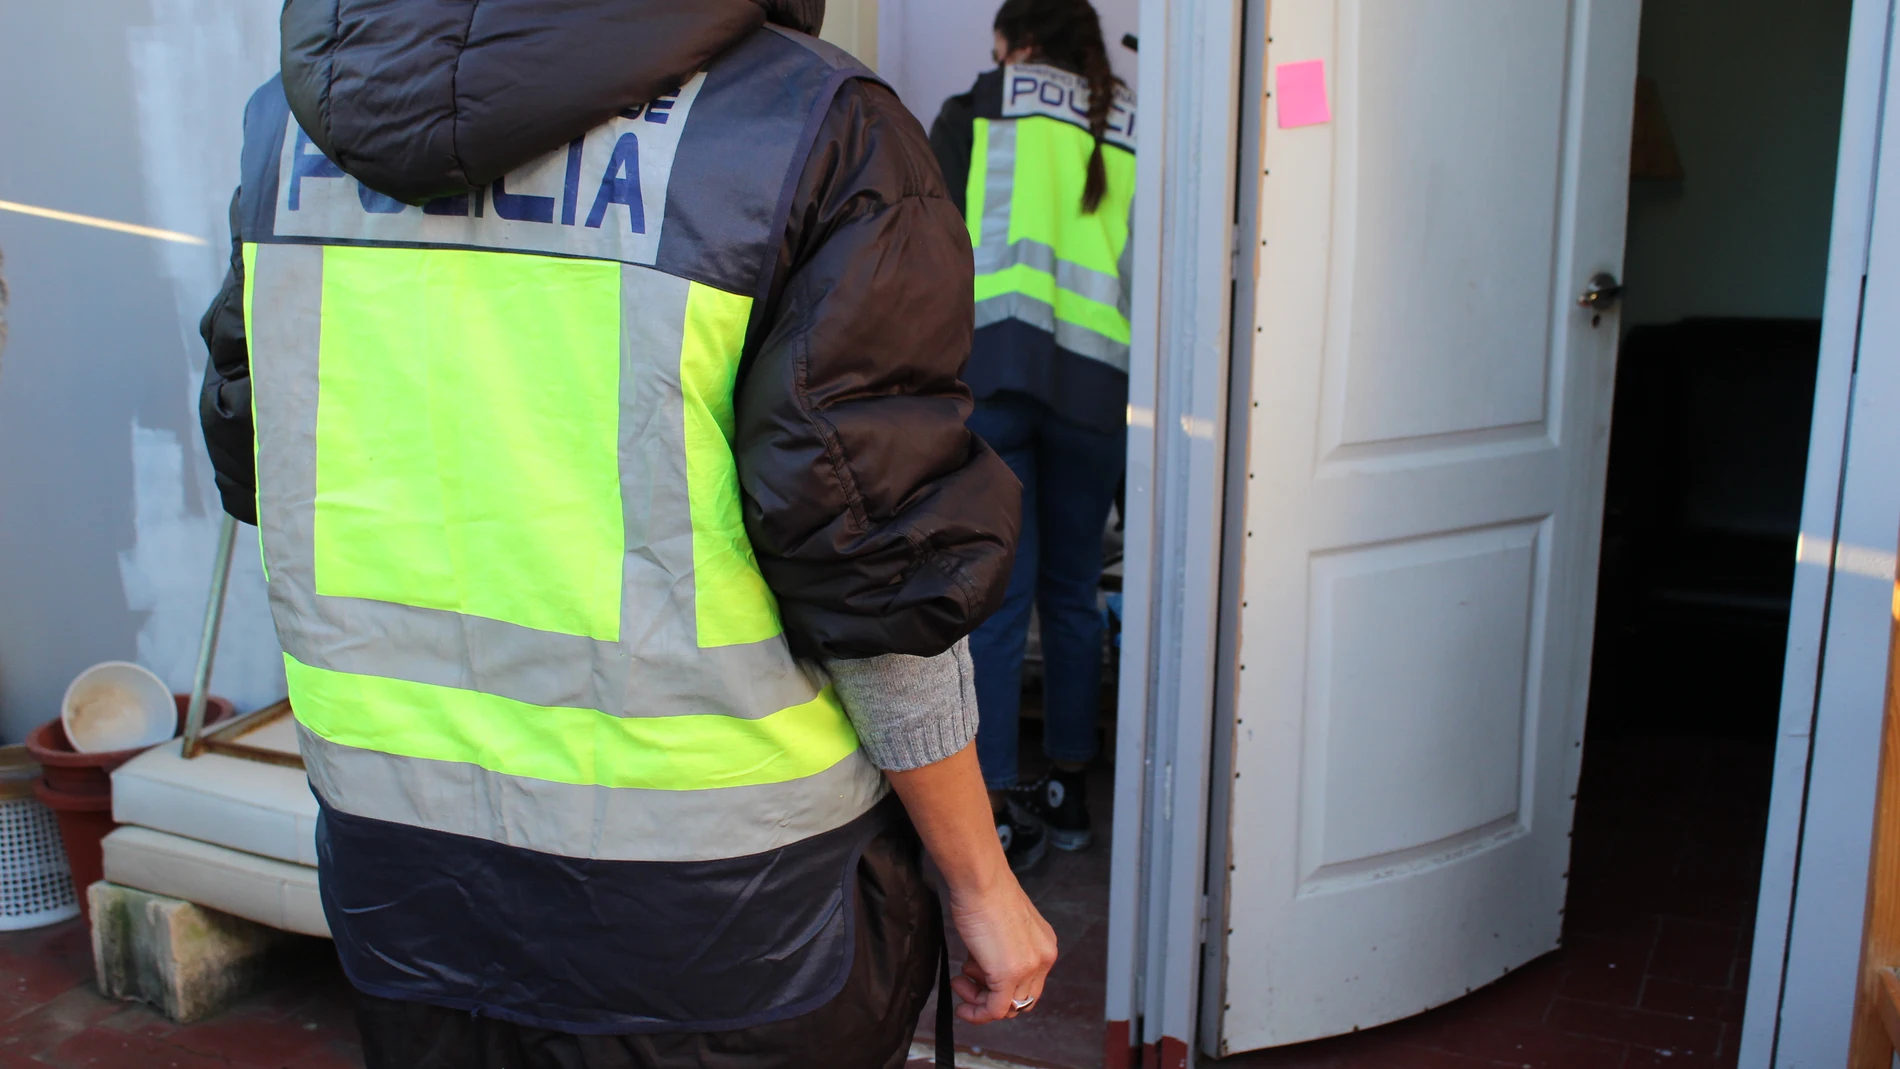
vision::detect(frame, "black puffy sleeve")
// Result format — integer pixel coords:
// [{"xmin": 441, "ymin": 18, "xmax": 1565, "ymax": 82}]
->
[
  {"xmin": 199, "ymin": 188, "xmax": 257, "ymax": 525},
  {"xmin": 734, "ymin": 78, "xmax": 1019, "ymax": 660}
]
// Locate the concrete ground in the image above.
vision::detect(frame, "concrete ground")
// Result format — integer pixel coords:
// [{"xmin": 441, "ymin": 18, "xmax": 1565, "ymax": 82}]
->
[
  {"xmin": 0, "ymin": 733, "xmax": 1766, "ymax": 1068},
  {"xmin": 0, "ymin": 917, "xmax": 358, "ymax": 1068}
]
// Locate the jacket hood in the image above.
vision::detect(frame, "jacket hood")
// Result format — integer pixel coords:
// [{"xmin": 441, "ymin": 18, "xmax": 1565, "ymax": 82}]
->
[{"xmin": 281, "ymin": 0, "xmax": 826, "ymax": 204}]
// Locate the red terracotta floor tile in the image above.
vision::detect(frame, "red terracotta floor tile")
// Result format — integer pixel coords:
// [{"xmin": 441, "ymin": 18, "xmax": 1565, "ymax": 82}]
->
[
  {"xmin": 160, "ymin": 1012, "xmax": 332, "ymax": 1067},
  {"xmin": 1636, "ymin": 978, "xmax": 1740, "ymax": 1023},
  {"xmin": 0, "ymin": 922, "xmax": 93, "ymax": 1011},
  {"xmin": 1225, "ymin": 1035, "xmax": 1502, "ymax": 1068},
  {"xmin": 1459, "ymin": 953, "xmax": 1569, "ymax": 1027},
  {"xmin": 292, "ymin": 1040, "xmax": 368, "ymax": 1069},
  {"xmin": 1412, "ymin": 1016, "xmax": 1629, "ymax": 1068},
  {"xmin": 1623, "ymin": 1045, "xmax": 1718, "ymax": 1069},
  {"xmin": 0, "ymin": 987, "xmax": 130, "ymax": 1060},
  {"xmin": 1562, "ymin": 883, "xmax": 1649, "ymax": 940},
  {"xmin": 38, "ymin": 1027, "xmax": 230, "ymax": 1069},
  {"xmin": 92, "ymin": 1000, "xmax": 177, "ymax": 1039},
  {"xmin": 1646, "ymin": 920, "xmax": 1741, "ymax": 990},
  {"xmin": 1556, "ymin": 931, "xmax": 1656, "ymax": 1009},
  {"xmin": 1546, "ymin": 998, "xmax": 1722, "ymax": 1058}
]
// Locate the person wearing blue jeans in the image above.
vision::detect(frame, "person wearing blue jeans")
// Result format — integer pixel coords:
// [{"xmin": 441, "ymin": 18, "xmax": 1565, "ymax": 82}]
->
[
  {"xmin": 966, "ymin": 392, "xmax": 1125, "ymax": 871},
  {"xmin": 931, "ymin": 0, "xmax": 1135, "ymax": 871}
]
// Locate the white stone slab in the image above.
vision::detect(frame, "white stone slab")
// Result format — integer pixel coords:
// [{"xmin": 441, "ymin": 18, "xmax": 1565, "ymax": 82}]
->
[
  {"xmin": 101, "ymin": 826, "xmax": 327, "ymax": 938},
  {"xmin": 111, "ymin": 740, "xmax": 317, "ymax": 866}
]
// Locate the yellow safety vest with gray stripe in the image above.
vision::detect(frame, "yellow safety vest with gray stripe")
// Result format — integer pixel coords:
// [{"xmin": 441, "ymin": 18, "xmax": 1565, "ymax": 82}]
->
[
  {"xmin": 253, "ymin": 240, "xmax": 883, "ymax": 859},
  {"xmin": 969, "ymin": 63, "xmax": 1137, "ymax": 374},
  {"xmin": 233, "ymin": 28, "xmax": 892, "ymax": 1032}
]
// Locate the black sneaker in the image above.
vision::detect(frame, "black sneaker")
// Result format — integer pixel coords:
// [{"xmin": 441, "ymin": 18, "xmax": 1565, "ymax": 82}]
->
[
  {"xmin": 1008, "ymin": 769, "xmax": 1092, "ymax": 852},
  {"xmin": 997, "ymin": 812, "xmax": 1048, "ymax": 874}
]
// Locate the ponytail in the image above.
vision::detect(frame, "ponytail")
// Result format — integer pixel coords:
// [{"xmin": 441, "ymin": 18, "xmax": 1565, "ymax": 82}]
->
[{"xmin": 993, "ymin": 0, "xmax": 1122, "ymax": 214}]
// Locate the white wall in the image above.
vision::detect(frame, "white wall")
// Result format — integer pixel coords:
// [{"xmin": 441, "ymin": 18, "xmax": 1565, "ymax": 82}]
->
[
  {"xmin": 1621, "ymin": 0, "xmax": 1854, "ymax": 329},
  {"xmin": 0, "ymin": 1, "xmax": 286, "ymax": 741},
  {"xmin": 819, "ymin": 0, "xmax": 878, "ymax": 67},
  {"xmin": 875, "ymin": 0, "xmax": 1140, "ymax": 128}
]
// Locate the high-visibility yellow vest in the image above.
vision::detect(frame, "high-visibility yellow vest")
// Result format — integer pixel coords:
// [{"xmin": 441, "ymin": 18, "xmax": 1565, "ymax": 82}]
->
[
  {"xmin": 234, "ymin": 27, "xmax": 890, "ymax": 1033},
  {"xmin": 968, "ymin": 63, "xmax": 1137, "ymax": 376}
]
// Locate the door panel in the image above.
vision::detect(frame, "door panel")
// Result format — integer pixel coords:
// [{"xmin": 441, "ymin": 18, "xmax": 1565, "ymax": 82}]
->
[
  {"xmin": 1215, "ymin": 0, "xmax": 1639, "ymax": 1052},
  {"xmin": 1333, "ymin": 6, "xmax": 1572, "ymax": 448},
  {"xmin": 1304, "ymin": 520, "xmax": 1542, "ymax": 881}
]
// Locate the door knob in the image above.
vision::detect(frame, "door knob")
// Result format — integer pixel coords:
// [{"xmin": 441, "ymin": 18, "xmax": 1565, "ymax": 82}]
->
[{"xmin": 1577, "ymin": 273, "xmax": 1623, "ymax": 312}]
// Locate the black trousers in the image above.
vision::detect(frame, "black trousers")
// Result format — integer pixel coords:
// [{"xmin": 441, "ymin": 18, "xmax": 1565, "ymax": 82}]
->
[{"xmin": 354, "ymin": 820, "xmax": 942, "ymax": 1069}]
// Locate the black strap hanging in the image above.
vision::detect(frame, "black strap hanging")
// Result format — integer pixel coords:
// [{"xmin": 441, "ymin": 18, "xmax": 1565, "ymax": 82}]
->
[{"xmin": 936, "ymin": 915, "xmax": 956, "ymax": 1069}]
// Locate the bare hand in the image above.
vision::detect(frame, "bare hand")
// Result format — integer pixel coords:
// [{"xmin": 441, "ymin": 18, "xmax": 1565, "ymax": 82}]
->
[
  {"xmin": 878, "ymin": 747, "xmax": 1059, "ymax": 1025},
  {"xmin": 946, "ymin": 878, "xmax": 1059, "ymax": 1024}
]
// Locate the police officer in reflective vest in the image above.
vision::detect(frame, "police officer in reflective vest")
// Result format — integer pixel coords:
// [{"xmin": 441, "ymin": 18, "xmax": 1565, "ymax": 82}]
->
[
  {"xmin": 930, "ymin": 0, "xmax": 1136, "ymax": 873},
  {"xmin": 197, "ymin": 1, "xmax": 1056, "ymax": 1064}
]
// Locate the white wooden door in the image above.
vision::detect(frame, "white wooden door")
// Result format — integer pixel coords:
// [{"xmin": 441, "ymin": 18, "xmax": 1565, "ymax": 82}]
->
[{"xmin": 1214, "ymin": 0, "xmax": 1642, "ymax": 1052}]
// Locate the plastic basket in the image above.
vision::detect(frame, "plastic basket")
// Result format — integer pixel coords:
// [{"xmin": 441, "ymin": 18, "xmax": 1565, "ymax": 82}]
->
[{"xmin": 0, "ymin": 747, "xmax": 78, "ymax": 930}]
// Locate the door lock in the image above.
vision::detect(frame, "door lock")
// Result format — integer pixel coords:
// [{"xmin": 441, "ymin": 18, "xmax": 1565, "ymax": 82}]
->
[
  {"xmin": 1578, "ymin": 273, "xmax": 1622, "ymax": 327},
  {"xmin": 1577, "ymin": 273, "xmax": 1623, "ymax": 316}
]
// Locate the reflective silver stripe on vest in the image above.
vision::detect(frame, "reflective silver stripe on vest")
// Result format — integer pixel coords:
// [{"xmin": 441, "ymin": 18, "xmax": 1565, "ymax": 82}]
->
[
  {"xmin": 250, "ymin": 243, "xmax": 821, "ymax": 721},
  {"xmin": 971, "ymin": 121, "xmax": 1132, "ymax": 373},
  {"xmin": 975, "ymin": 291, "xmax": 1131, "ymax": 370},
  {"xmin": 300, "ymin": 725, "xmax": 887, "ymax": 863},
  {"xmin": 977, "ymin": 236, "xmax": 1123, "ymax": 309},
  {"xmin": 975, "ymin": 120, "xmax": 1018, "ymax": 260}
]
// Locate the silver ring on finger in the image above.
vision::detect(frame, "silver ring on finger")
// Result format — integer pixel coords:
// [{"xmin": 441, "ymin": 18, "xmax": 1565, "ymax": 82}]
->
[{"xmin": 1010, "ymin": 995, "xmax": 1037, "ymax": 1012}]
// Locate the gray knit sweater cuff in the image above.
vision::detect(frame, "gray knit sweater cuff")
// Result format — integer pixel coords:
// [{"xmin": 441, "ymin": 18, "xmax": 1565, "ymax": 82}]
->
[{"xmin": 822, "ymin": 638, "xmax": 979, "ymax": 772}]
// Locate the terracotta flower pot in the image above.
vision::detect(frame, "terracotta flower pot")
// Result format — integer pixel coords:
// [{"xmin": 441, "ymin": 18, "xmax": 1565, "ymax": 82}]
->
[
  {"xmin": 23, "ymin": 694, "xmax": 234, "ymax": 927},
  {"xmin": 24, "ymin": 694, "xmax": 235, "ymax": 796}
]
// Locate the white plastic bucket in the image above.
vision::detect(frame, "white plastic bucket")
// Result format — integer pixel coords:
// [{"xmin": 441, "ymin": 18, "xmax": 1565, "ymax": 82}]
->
[{"xmin": 60, "ymin": 662, "xmax": 175, "ymax": 754}]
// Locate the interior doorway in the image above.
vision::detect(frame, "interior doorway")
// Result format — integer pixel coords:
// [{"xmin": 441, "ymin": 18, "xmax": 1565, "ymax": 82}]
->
[{"xmin": 1214, "ymin": 0, "xmax": 1855, "ymax": 1065}]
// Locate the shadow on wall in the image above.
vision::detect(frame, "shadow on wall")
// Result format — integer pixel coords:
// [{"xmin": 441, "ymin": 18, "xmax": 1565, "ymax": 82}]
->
[{"xmin": 1620, "ymin": 0, "xmax": 1852, "ymax": 330}]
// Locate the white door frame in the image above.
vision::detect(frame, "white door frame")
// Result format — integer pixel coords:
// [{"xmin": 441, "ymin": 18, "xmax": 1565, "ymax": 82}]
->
[
  {"xmin": 1103, "ymin": 0, "xmax": 1245, "ymax": 1064},
  {"xmin": 1740, "ymin": 1, "xmax": 1900, "ymax": 1064},
  {"xmin": 1111, "ymin": 0, "xmax": 1900, "ymax": 1064}
]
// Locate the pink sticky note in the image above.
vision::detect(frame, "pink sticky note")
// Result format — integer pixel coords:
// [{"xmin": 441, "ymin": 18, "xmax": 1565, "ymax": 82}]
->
[{"xmin": 1276, "ymin": 59, "xmax": 1332, "ymax": 128}]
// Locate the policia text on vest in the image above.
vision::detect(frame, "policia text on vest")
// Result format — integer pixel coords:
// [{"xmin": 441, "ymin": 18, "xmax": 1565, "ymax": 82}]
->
[
  {"xmin": 1002, "ymin": 64, "xmax": 1135, "ymax": 145},
  {"xmin": 280, "ymin": 81, "xmax": 697, "ymax": 258}
]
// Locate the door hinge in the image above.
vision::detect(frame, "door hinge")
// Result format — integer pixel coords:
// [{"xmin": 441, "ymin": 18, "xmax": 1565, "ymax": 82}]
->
[
  {"xmin": 1198, "ymin": 893, "xmax": 1209, "ymax": 946},
  {"xmin": 1229, "ymin": 224, "xmax": 1244, "ymax": 278}
]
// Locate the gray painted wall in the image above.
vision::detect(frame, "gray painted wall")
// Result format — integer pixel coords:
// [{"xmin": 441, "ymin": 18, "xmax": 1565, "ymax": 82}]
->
[
  {"xmin": 0, "ymin": 1, "xmax": 285, "ymax": 742},
  {"xmin": 1622, "ymin": 0, "xmax": 1854, "ymax": 329}
]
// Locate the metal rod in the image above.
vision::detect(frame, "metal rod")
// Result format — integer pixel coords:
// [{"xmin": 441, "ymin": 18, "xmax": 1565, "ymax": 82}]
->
[{"xmin": 182, "ymin": 512, "xmax": 239, "ymax": 759}]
